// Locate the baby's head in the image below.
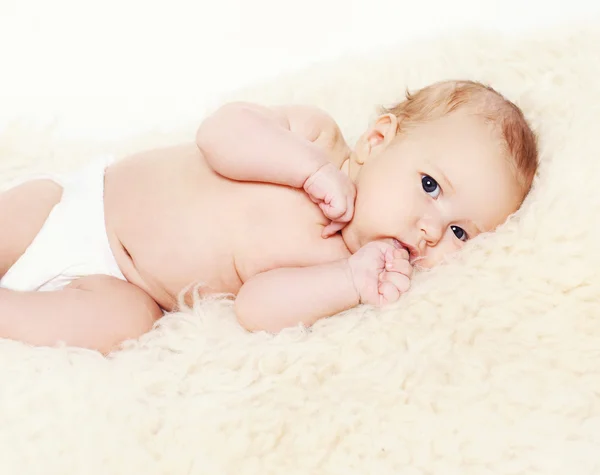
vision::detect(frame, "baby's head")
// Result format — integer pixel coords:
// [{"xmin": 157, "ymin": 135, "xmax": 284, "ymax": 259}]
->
[{"xmin": 342, "ymin": 80, "xmax": 538, "ymax": 268}]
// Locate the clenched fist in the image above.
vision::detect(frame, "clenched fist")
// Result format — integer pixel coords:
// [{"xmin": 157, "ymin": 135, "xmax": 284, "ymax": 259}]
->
[
  {"xmin": 346, "ymin": 240, "xmax": 413, "ymax": 306},
  {"xmin": 303, "ymin": 162, "xmax": 356, "ymax": 238}
]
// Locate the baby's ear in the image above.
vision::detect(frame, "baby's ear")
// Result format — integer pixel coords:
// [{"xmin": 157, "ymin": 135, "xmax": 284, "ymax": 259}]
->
[{"xmin": 353, "ymin": 113, "xmax": 399, "ymax": 165}]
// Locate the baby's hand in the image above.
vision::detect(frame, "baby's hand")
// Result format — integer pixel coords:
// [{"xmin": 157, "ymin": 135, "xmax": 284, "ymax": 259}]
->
[
  {"xmin": 347, "ymin": 241, "xmax": 413, "ymax": 306},
  {"xmin": 303, "ymin": 162, "xmax": 356, "ymax": 238}
]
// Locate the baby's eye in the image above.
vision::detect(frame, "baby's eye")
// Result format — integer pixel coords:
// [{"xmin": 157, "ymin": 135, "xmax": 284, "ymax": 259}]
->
[
  {"xmin": 421, "ymin": 175, "xmax": 440, "ymax": 198},
  {"xmin": 451, "ymin": 225, "xmax": 468, "ymax": 242}
]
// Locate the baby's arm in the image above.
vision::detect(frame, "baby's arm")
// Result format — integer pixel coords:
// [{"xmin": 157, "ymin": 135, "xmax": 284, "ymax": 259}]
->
[
  {"xmin": 235, "ymin": 241, "xmax": 412, "ymax": 333},
  {"xmin": 196, "ymin": 103, "xmax": 350, "ymax": 188},
  {"xmin": 235, "ymin": 259, "xmax": 359, "ymax": 332}
]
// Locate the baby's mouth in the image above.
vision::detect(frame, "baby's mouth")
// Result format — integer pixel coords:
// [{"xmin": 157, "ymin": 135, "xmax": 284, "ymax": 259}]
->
[
  {"xmin": 391, "ymin": 238, "xmax": 410, "ymax": 253},
  {"xmin": 390, "ymin": 239, "xmax": 405, "ymax": 250},
  {"xmin": 391, "ymin": 239, "xmax": 419, "ymax": 262}
]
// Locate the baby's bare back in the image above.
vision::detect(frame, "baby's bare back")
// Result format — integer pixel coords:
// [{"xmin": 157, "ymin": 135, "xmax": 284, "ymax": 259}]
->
[{"xmin": 104, "ymin": 143, "xmax": 349, "ymax": 310}]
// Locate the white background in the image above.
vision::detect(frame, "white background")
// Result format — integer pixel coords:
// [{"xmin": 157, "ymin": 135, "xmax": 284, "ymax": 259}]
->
[{"xmin": 0, "ymin": 0, "xmax": 598, "ymax": 138}]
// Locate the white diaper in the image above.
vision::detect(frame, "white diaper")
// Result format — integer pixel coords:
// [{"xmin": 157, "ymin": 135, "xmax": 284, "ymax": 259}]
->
[{"xmin": 0, "ymin": 156, "xmax": 126, "ymax": 291}]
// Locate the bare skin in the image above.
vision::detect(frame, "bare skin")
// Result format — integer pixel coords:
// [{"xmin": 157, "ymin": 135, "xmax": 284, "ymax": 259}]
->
[
  {"xmin": 0, "ymin": 106, "xmax": 354, "ymax": 352},
  {"xmin": 0, "ymin": 88, "xmax": 525, "ymax": 353},
  {"xmin": 102, "ymin": 141, "xmax": 352, "ymax": 311},
  {"xmin": 0, "ymin": 179, "xmax": 63, "ymax": 274},
  {"xmin": 0, "ymin": 180, "xmax": 162, "ymax": 353}
]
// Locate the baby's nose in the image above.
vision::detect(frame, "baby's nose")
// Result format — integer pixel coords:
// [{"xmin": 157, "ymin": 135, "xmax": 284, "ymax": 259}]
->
[{"xmin": 420, "ymin": 216, "xmax": 444, "ymax": 244}]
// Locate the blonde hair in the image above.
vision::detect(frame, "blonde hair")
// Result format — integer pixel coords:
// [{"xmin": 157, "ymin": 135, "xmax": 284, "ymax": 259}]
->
[{"xmin": 382, "ymin": 80, "xmax": 538, "ymax": 196}]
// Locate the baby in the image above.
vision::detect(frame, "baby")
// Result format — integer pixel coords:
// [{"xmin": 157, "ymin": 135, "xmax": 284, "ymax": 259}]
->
[{"xmin": 0, "ymin": 80, "xmax": 538, "ymax": 354}]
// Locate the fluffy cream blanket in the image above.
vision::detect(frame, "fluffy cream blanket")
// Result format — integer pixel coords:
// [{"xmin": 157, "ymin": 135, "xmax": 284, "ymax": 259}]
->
[{"xmin": 1, "ymin": 27, "xmax": 600, "ymax": 475}]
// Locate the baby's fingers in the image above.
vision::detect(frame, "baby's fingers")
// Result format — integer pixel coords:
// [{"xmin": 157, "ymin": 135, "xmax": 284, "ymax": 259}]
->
[
  {"xmin": 380, "ymin": 271, "xmax": 411, "ymax": 294},
  {"xmin": 321, "ymin": 203, "xmax": 353, "ymax": 238},
  {"xmin": 319, "ymin": 199, "xmax": 346, "ymax": 220},
  {"xmin": 378, "ymin": 281, "xmax": 400, "ymax": 306},
  {"xmin": 340, "ymin": 194, "xmax": 355, "ymax": 223},
  {"xmin": 321, "ymin": 219, "xmax": 347, "ymax": 238},
  {"xmin": 385, "ymin": 257, "xmax": 413, "ymax": 277}
]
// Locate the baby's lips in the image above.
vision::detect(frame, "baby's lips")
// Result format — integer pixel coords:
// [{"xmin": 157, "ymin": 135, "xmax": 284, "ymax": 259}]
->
[
  {"xmin": 392, "ymin": 239, "xmax": 418, "ymax": 259},
  {"xmin": 390, "ymin": 239, "xmax": 404, "ymax": 250}
]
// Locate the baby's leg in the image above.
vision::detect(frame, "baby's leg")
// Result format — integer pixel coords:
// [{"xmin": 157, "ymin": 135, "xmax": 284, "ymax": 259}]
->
[
  {"xmin": 0, "ymin": 274, "xmax": 162, "ymax": 354},
  {"xmin": 0, "ymin": 179, "xmax": 62, "ymax": 276}
]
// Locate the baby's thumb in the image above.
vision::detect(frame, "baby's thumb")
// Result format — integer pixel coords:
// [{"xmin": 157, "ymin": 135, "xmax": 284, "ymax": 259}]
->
[{"xmin": 322, "ymin": 220, "xmax": 346, "ymax": 238}]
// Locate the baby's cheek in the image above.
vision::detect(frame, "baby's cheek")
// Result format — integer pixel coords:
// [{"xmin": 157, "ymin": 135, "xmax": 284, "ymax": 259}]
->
[
  {"xmin": 421, "ymin": 239, "xmax": 460, "ymax": 268},
  {"xmin": 414, "ymin": 254, "xmax": 434, "ymax": 270}
]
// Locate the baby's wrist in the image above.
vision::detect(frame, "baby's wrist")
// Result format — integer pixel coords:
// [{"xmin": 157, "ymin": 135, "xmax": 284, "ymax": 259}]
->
[
  {"xmin": 302, "ymin": 161, "xmax": 337, "ymax": 193},
  {"xmin": 298, "ymin": 146, "xmax": 330, "ymax": 189},
  {"xmin": 338, "ymin": 258, "xmax": 361, "ymax": 306}
]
